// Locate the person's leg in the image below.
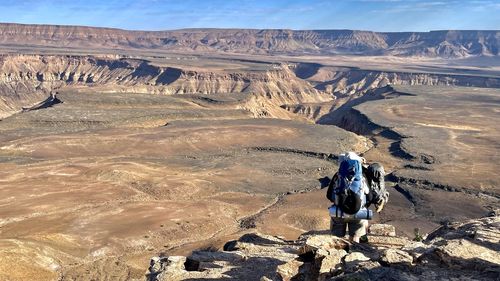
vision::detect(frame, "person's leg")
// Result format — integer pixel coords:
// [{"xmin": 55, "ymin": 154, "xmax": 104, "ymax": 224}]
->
[
  {"xmin": 348, "ymin": 219, "xmax": 368, "ymax": 243},
  {"xmin": 330, "ymin": 217, "xmax": 347, "ymax": 238}
]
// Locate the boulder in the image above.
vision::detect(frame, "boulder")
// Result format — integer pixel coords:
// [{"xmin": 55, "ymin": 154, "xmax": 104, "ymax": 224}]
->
[
  {"xmin": 401, "ymin": 241, "xmax": 427, "ymax": 259},
  {"xmin": 298, "ymin": 235, "xmax": 348, "ymax": 256},
  {"xmin": 343, "ymin": 251, "xmax": 371, "ymax": 273},
  {"xmin": 369, "ymin": 224, "xmax": 396, "ymax": 237},
  {"xmin": 147, "ymin": 256, "xmax": 167, "ymax": 280},
  {"xmin": 380, "ymin": 248, "xmax": 413, "ymax": 267},
  {"xmin": 425, "ymin": 215, "xmax": 500, "ymax": 243},
  {"xmin": 276, "ymin": 259, "xmax": 314, "ymax": 281},
  {"xmin": 318, "ymin": 249, "xmax": 347, "ymax": 281},
  {"xmin": 146, "ymin": 256, "xmax": 187, "ymax": 281},
  {"xmin": 344, "ymin": 252, "xmax": 370, "ymax": 263},
  {"xmin": 276, "ymin": 259, "xmax": 302, "ymax": 281},
  {"xmin": 367, "ymin": 235, "xmax": 411, "ymax": 248},
  {"xmin": 165, "ymin": 256, "xmax": 187, "ymax": 270},
  {"xmin": 435, "ymin": 239, "xmax": 500, "ymax": 271},
  {"xmin": 421, "ymin": 216, "xmax": 500, "ymax": 278}
]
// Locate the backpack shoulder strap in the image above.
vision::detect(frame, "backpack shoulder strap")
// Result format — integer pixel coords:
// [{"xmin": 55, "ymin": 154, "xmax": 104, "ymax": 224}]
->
[{"xmin": 326, "ymin": 173, "xmax": 338, "ymax": 202}]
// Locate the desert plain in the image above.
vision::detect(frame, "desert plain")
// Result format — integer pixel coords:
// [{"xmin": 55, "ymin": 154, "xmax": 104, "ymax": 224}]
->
[{"xmin": 0, "ymin": 25, "xmax": 498, "ymax": 280}]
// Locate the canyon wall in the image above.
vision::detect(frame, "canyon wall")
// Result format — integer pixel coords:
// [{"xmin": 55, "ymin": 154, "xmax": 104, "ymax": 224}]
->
[
  {"xmin": 2, "ymin": 55, "xmax": 500, "ymax": 119},
  {"xmin": 1, "ymin": 23, "xmax": 499, "ymax": 57},
  {"xmin": 0, "ymin": 55, "xmax": 329, "ymax": 118}
]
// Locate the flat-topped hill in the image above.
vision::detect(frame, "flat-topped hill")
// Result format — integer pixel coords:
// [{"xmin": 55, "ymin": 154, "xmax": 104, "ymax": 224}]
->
[{"xmin": 1, "ymin": 23, "xmax": 499, "ymax": 57}]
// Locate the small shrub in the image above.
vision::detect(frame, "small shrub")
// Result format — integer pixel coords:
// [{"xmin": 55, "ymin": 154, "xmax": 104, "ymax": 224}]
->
[{"xmin": 413, "ymin": 228, "xmax": 423, "ymax": 242}]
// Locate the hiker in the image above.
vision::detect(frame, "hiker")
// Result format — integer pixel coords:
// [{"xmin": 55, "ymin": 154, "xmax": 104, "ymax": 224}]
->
[{"xmin": 326, "ymin": 152, "xmax": 388, "ymax": 242}]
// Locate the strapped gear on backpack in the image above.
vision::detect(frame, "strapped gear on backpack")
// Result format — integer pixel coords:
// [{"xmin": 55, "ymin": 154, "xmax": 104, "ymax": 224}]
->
[
  {"xmin": 330, "ymin": 152, "xmax": 367, "ymax": 215},
  {"xmin": 364, "ymin": 163, "xmax": 389, "ymax": 211}
]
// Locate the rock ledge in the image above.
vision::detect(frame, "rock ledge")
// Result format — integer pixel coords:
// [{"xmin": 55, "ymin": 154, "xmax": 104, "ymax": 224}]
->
[{"xmin": 147, "ymin": 215, "xmax": 500, "ymax": 281}]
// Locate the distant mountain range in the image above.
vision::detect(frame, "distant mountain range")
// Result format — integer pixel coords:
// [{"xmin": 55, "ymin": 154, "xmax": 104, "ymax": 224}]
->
[{"xmin": 1, "ymin": 23, "xmax": 499, "ymax": 58}]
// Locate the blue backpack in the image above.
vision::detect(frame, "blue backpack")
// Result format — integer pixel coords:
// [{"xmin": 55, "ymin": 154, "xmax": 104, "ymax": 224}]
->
[{"xmin": 333, "ymin": 157, "xmax": 364, "ymax": 215}]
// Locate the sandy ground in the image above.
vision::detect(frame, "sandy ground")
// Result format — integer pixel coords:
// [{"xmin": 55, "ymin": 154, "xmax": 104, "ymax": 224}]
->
[
  {"xmin": 0, "ymin": 53, "xmax": 498, "ymax": 280},
  {"xmin": 0, "ymin": 92, "xmax": 367, "ymax": 280}
]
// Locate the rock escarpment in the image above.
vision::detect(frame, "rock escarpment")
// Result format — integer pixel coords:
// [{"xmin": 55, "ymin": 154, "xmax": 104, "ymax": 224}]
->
[
  {"xmin": 290, "ymin": 63, "xmax": 500, "ymax": 97},
  {"xmin": 1, "ymin": 23, "xmax": 499, "ymax": 57},
  {"xmin": 3, "ymin": 54, "xmax": 500, "ymax": 120},
  {"xmin": 0, "ymin": 55, "xmax": 319, "ymax": 95},
  {"xmin": 147, "ymin": 214, "xmax": 500, "ymax": 280},
  {"xmin": 316, "ymin": 69, "xmax": 500, "ymax": 96},
  {"xmin": 0, "ymin": 54, "xmax": 329, "ymax": 118}
]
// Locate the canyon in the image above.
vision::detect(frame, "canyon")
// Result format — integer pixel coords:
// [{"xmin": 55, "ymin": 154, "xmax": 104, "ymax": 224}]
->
[{"xmin": 0, "ymin": 23, "xmax": 499, "ymax": 280}]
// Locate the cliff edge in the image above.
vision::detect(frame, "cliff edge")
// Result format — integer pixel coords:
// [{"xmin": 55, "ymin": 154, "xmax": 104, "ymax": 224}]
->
[{"xmin": 147, "ymin": 212, "xmax": 500, "ymax": 280}]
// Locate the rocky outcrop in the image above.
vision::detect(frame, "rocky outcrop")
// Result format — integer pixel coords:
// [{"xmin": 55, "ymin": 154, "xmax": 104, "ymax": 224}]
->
[
  {"xmin": 0, "ymin": 55, "xmax": 318, "ymax": 95},
  {"xmin": 0, "ymin": 54, "xmax": 330, "ymax": 118},
  {"xmin": 147, "ymin": 214, "xmax": 500, "ymax": 280},
  {"xmin": 2, "ymin": 54, "xmax": 499, "ymax": 120},
  {"xmin": 290, "ymin": 63, "xmax": 500, "ymax": 97},
  {"xmin": 1, "ymin": 24, "xmax": 499, "ymax": 57},
  {"xmin": 320, "ymin": 70, "xmax": 500, "ymax": 96}
]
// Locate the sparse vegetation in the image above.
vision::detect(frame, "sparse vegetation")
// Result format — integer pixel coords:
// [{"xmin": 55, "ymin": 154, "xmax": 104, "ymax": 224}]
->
[{"xmin": 413, "ymin": 228, "xmax": 423, "ymax": 242}]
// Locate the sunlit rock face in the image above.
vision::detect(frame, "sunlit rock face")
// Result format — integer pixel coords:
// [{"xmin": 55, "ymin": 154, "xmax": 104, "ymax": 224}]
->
[
  {"xmin": 1, "ymin": 24, "xmax": 499, "ymax": 57},
  {"xmin": 148, "ymin": 216, "xmax": 500, "ymax": 281}
]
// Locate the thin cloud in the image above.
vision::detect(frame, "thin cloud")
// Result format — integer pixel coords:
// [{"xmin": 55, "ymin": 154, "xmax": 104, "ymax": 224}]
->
[{"xmin": 369, "ymin": 1, "xmax": 467, "ymax": 13}]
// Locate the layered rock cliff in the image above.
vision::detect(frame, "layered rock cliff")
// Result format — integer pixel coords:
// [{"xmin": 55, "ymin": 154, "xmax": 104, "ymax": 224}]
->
[
  {"xmin": 0, "ymin": 54, "xmax": 330, "ymax": 118},
  {"xmin": 1, "ymin": 23, "xmax": 499, "ymax": 57},
  {"xmin": 2, "ymin": 54, "xmax": 500, "ymax": 120},
  {"xmin": 290, "ymin": 63, "xmax": 500, "ymax": 96},
  {"xmin": 147, "ymin": 213, "xmax": 500, "ymax": 281}
]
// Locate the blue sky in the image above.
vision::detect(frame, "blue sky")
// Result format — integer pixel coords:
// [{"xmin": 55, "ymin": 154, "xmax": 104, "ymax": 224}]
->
[{"xmin": 0, "ymin": 0, "xmax": 499, "ymax": 31}]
